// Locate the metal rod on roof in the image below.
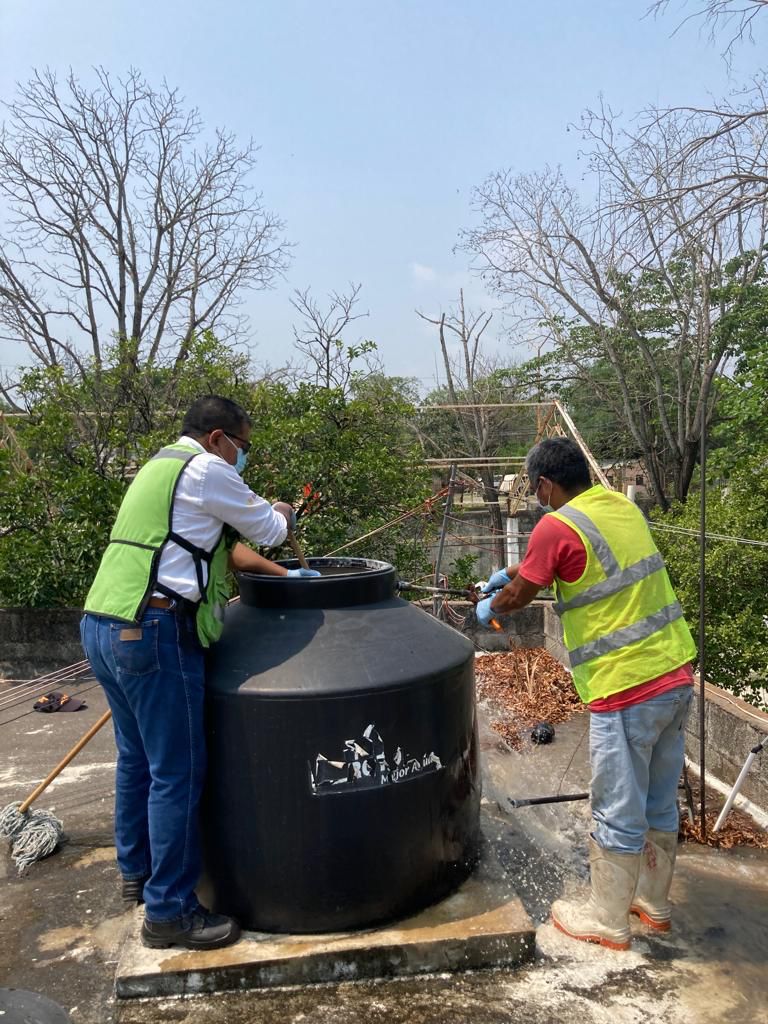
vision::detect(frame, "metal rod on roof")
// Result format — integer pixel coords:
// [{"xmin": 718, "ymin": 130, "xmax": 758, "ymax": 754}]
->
[
  {"xmin": 699, "ymin": 411, "xmax": 707, "ymax": 839},
  {"xmin": 416, "ymin": 403, "xmax": 555, "ymax": 410},
  {"xmin": 425, "ymin": 457, "xmax": 527, "ymax": 465},
  {"xmin": 433, "ymin": 463, "xmax": 457, "ymax": 617}
]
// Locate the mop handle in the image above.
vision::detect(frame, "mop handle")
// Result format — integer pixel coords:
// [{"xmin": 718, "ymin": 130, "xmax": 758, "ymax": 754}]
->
[
  {"xmin": 287, "ymin": 529, "xmax": 310, "ymax": 570},
  {"xmin": 19, "ymin": 709, "xmax": 112, "ymax": 814}
]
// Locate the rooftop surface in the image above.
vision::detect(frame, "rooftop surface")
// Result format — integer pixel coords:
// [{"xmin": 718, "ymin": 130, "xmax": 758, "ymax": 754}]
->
[{"xmin": 1, "ymin": 678, "xmax": 767, "ymax": 1024}]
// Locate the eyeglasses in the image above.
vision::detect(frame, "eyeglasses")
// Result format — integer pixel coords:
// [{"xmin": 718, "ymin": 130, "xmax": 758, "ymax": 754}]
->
[
  {"xmin": 224, "ymin": 432, "xmax": 252, "ymax": 454},
  {"xmin": 529, "ymin": 476, "xmax": 547, "ymax": 498}
]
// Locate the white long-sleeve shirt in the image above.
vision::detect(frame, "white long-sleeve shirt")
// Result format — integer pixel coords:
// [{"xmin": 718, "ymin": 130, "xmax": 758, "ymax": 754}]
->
[{"xmin": 154, "ymin": 435, "xmax": 288, "ymax": 601}]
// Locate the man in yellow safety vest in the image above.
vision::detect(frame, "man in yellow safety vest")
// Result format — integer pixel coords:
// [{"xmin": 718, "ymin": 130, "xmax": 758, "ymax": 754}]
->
[{"xmin": 476, "ymin": 436, "xmax": 695, "ymax": 950}]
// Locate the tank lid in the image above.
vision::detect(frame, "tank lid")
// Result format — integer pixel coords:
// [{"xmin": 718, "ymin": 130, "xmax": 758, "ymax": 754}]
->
[{"xmin": 237, "ymin": 557, "xmax": 397, "ymax": 609}]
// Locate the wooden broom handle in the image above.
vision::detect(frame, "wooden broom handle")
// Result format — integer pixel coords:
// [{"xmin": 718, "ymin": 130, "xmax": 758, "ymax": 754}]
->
[
  {"xmin": 19, "ymin": 709, "xmax": 112, "ymax": 814},
  {"xmin": 287, "ymin": 529, "xmax": 310, "ymax": 570}
]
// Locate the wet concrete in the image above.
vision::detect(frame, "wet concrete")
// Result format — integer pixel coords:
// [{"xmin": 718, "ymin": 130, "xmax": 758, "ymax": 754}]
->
[
  {"xmin": 1, "ymin": 682, "xmax": 767, "ymax": 1023},
  {"xmin": 116, "ymin": 833, "xmax": 534, "ymax": 998}
]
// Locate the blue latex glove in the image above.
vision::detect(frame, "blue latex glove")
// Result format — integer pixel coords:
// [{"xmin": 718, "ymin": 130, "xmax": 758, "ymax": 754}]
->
[
  {"xmin": 475, "ymin": 597, "xmax": 497, "ymax": 628},
  {"xmin": 286, "ymin": 568, "xmax": 321, "ymax": 578},
  {"xmin": 481, "ymin": 569, "xmax": 512, "ymax": 593}
]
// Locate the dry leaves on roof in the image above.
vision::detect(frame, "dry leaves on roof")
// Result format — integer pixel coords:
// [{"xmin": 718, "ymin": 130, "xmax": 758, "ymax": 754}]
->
[
  {"xmin": 475, "ymin": 647, "xmax": 585, "ymax": 750},
  {"xmin": 680, "ymin": 773, "xmax": 768, "ymax": 850}
]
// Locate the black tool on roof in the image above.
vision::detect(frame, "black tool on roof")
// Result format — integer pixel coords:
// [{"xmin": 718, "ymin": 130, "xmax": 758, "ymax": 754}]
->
[{"xmin": 508, "ymin": 792, "xmax": 589, "ymax": 809}]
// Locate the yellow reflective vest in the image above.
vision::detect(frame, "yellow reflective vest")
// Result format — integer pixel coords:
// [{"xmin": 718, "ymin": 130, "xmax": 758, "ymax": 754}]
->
[{"xmin": 549, "ymin": 485, "xmax": 695, "ymax": 704}]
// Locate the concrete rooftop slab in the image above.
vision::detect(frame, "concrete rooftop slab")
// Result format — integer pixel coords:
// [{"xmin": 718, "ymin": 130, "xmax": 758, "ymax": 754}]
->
[
  {"xmin": 115, "ymin": 830, "xmax": 535, "ymax": 999},
  {"xmin": 3, "ymin": 675, "xmax": 768, "ymax": 1023}
]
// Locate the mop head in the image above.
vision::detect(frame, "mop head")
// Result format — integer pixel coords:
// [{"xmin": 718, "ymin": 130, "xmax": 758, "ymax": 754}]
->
[{"xmin": 0, "ymin": 802, "xmax": 64, "ymax": 873}]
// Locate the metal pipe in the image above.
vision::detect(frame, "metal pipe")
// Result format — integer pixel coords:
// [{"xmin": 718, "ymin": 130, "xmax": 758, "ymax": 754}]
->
[
  {"xmin": 399, "ymin": 582, "xmax": 477, "ymax": 598},
  {"xmin": 712, "ymin": 740, "xmax": 765, "ymax": 833},
  {"xmin": 699, "ymin": 410, "xmax": 707, "ymax": 838},
  {"xmin": 508, "ymin": 793, "xmax": 589, "ymax": 809},
  {"xmin": 433, "ymin": 463, "xmax": 457, "ymax": 617}
]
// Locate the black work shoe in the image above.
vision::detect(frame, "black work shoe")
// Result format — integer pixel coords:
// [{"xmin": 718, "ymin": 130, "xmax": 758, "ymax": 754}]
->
[
  {"xmin": 121, "ymin": 875, "xmax": 150, "ymax": 904},
  {"xmin": 141, "ymin": 908, "xmax": 241, "ymax": 950}
]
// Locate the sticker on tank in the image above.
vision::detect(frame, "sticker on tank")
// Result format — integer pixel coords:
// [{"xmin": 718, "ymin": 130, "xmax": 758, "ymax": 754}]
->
[{"xmin": 309, "ymin": 723, "xmax": 443, "ymax": 795}]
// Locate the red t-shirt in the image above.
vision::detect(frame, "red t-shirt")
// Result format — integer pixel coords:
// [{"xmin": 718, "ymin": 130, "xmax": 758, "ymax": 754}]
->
[{"xmin": 519, "ymin": 514, "xmax": 693, "ymax": 711}]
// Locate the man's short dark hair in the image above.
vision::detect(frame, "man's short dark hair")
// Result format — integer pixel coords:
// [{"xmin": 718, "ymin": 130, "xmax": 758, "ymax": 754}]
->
[
  {"xmin": 181, "ymin": 396, "xmax": 252, "ymax": 438},
  {"xmin": 526, "ymin": 437, "xmax": 591, "ymax": 492}
]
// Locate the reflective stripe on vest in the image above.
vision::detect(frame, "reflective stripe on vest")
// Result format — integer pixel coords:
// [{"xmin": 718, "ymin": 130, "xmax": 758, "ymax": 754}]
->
[
  {"xmin": 556, "ymin": 505, "xmax": 620, "ymax": 578},
  {"xmin": 555, "ymin": 503, "xmax": 680, "ymax": 664},
  {"xmin": 555, "ymin": 551, "xmax": 666, "ymax": 614},
  {"xmin": 568, "ymin": 599, "xmax": 686, "ymax": 667}
]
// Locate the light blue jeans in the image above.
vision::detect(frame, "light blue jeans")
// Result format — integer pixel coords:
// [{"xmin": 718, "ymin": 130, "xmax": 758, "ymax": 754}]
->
[{"xmin": 590, "ymin": 685, "xmax": 693, "ymax": 854}]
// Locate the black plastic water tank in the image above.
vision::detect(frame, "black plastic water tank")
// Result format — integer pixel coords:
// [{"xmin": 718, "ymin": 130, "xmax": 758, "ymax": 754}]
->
[{"xmin": 198, "ymin": 557, "xmax": 481, "ymax": 934}]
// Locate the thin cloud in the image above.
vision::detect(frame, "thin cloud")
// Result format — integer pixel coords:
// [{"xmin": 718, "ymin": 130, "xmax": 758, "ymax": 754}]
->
[{"xmin": 410, "ymin": 262, "xmax": 438, "ymax": 283}]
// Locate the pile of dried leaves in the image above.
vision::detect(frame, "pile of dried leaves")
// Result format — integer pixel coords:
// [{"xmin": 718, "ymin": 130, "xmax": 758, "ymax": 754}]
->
[
  {"xmin": 475, "ymin": 647, "xmax": 585, "ymax": 750},
  {"xmin": 679, "ymin": 772, "xmax": 768, "ymax": 850}
]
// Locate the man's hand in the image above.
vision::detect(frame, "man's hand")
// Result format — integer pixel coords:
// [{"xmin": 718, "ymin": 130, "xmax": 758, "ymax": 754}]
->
[
  {"xmin": 475, "ymin": 597, "xmax": 498, "ymax": 629},
  {"xmin": 481, "ymin": 566, "xmax": 519, "ymax": 593},
  {"xmin": 286, "ymin": 567, "xmax": 321, "ymax": 578}
]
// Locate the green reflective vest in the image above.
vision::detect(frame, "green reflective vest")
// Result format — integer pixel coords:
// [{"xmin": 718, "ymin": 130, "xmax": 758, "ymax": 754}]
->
[
  {"xmin": 84, "ymin": 443, "xmax": 231, "ymax": 648},
  {"xmin": 549, "ymin": 485, "xmax": 696, "ymax": 704}
]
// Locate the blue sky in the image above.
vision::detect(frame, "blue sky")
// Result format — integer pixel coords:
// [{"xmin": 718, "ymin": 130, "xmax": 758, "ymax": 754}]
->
[{"xmin": 0, "ymin": 0, "xmax": 765, "ymax": 390}]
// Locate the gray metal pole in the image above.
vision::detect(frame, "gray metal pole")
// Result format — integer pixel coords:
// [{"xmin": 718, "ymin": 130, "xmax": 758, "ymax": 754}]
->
[
  {"xmin": 433, "ymin": 463, "xmax": 458, "ymax": 617},
  {"xmin": 699, "ymin": 413, "xmax": 707, "ymax": 838}
]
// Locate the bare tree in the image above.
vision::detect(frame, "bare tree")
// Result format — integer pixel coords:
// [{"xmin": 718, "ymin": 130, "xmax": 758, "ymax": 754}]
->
[
  {"xmin": 416, "ymin": 291, "xmax": 509, "ymax": 566},
  {"xmin": 631, "ymin": 80, "xmax": 768, "ymax": 227},
  {"xmin": 0, "ymin": 67, "xmax": 290, "ymax": 401},
  {"xmin": 648, "ymin": 0, "xmax": 768, "ymax": 55},
  {"xmin": 291, "ymin": 283, "xmax": 380, "ymax": 394},
  {"xmin": 464, "ymin": 104, "xmax": 768, "ymax": 509}
]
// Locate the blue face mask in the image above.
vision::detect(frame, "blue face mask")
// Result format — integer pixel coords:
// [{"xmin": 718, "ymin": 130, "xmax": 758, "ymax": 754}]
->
[{"xmin": 224, "ymin": 434, "xmax": 248, "ymax": 475}]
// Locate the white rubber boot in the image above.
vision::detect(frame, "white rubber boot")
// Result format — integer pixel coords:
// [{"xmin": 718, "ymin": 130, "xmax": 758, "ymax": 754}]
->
[
  {"xmin": 551, "ymin": 837, "xmax": 642, "ymax": 951},
  {"xmin": 630, "ymin": 828, "xmax": 678, "ymax": 931}
]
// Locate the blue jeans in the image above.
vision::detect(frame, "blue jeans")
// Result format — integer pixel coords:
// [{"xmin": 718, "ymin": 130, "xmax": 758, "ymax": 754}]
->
[
  {"xmin": 590, "ymin": 685, "xmax": 693, "ymax": 854},
  {"xmin": 80, "ymin": 608, "xmax": 206, "ymax": 921}
]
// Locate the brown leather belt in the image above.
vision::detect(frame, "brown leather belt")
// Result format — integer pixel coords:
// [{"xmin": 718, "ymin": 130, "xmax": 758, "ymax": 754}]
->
[{"xmin": 147, "ymin": 596, "xmax": 174, "ymax": 608}]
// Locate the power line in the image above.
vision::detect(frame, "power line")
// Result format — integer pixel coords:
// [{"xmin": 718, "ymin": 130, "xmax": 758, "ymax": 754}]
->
[{"xmin": 649, "ymin": 520, "xmax": 768, "ymax": 550}]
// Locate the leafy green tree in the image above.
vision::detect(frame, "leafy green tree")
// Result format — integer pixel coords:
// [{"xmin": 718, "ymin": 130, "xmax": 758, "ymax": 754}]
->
[
  {"xmin": 651, "ymin": 466, "xmax": 768, "ymax": 708},
  {"xmin": 709, "ymin": 258, "xmax": 768, "ymax": 475},
  {"xmin": 246, "ymin": 375, "xmax": 432, "ymax": 576},
  {"xmin": 0, "ymin": 337, "xmax": 432, "ymax": 605},
  {"xmin": 0, "ymin": 333, "xmax": 253, "ymax": 605}
]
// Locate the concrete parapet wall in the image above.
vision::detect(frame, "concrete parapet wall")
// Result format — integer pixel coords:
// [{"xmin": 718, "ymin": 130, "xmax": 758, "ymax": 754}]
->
[
  {"xmin": 686, "ymin": 681, "xmax": 768, "ymax": 813},
  {"xmin": 0, "ymin": 607, "xmax": 84, "ymax": 681},
  {"xmin": 461, "ymin": 601, "xmax": 546, "ymax": 652}
]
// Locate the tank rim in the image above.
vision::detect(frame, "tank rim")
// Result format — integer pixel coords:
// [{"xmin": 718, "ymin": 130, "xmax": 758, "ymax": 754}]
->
[{"xmin": 236, "ymin": 557, "xmax": 397, "ymax": 608}]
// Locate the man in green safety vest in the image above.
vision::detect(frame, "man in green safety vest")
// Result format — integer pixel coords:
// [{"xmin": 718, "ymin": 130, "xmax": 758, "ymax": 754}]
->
[
  {"xmin": 476, "ymin": 437, "xmax": 695, "ymax": 951},
  {"xmin": 80, "ymin": 395, "xmax": 319, "ymax": 951}
]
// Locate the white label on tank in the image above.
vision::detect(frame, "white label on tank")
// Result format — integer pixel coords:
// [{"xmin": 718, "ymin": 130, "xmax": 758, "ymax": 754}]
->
[{"xmin": 309, "ymin": 722, "xmax": 443, "ymax": 796}]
